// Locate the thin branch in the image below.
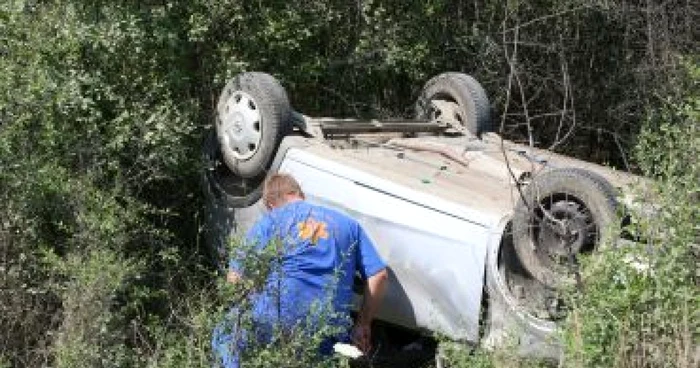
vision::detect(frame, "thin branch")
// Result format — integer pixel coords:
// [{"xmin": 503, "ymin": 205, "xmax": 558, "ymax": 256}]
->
[
  {"xmin": 613, "ymin": 132, "xmax": 632, "ymax": 172},
  {"xmin": 501, "ymin": 5, "xmax": 592, "ymax": 34},
  {"xmin": 549, "ymin": 36, "xmax": 577, "ymax": 152},
  {"xmin": 514, "ymin": 65, "xmax": 534, "ymax": 147},
  {"xmin": 499, "ymin": 8, "xmax": 531, "ymax": 210}
]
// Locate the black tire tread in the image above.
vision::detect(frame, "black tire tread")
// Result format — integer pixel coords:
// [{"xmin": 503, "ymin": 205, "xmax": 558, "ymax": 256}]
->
[
  {"xmin": 449, "ymin": 72, "xmax": 492, "ymax": 134},
  {"xmin": 415, "ymin": 72, "xmax": 492, "ymax": 136}
]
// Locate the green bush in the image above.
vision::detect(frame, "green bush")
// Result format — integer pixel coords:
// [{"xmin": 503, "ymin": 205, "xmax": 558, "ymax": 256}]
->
[
  {"xmin": 562, "ymin": 61, "xmax": 699, "ymax": 368},
  {"xmin": 51, "ymin": 249, "xmax": 140, "ymax": 368},
  {"xmin": 0, "ymin": 1, "xmax": 203, "ymax": 366},
  {"xmin": 438, "ymin": 342, "xmax": 549, "ymax": 368}
]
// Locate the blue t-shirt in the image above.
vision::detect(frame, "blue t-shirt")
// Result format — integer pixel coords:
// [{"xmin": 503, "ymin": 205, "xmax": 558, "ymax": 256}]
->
[{"xmin": 230, "ymin": 200, "xmax": 386, "ymax": 329}]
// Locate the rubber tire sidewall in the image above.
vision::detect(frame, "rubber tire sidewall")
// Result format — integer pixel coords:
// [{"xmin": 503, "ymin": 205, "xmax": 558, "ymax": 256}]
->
[
  {"xmin": 511, "ymin": 168, "xmax": 619, "ymax": 288},
  {"xmin": 415, "ymin": 72, "xmax": 492, "ymax": 137},
  {"xmin": 216, "ymin": 72, "xmax": 292, "ymax": 179},
  {"xmin": 202, "ymin": 130, "xmax": 263, "ymax": 208}
]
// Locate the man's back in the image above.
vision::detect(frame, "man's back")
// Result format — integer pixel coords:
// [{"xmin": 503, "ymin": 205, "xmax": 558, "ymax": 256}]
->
[
  {"xmin": 241, "ymin": 201, "xmax": 384, "ymax": 326},
  {"xmin": 215, "ymin": 174, "xmax": 387, "ymax": 367}
]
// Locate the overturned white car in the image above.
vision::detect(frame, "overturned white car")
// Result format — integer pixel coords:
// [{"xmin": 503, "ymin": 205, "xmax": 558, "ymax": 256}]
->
[{"xmin": 202, "ymin": 72, "xmax": 640, "ymax": 359}]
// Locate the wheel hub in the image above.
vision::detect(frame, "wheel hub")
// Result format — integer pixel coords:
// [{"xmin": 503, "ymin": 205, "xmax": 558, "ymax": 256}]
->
[
  {"xmin": 231, "ymin": 113, "xmax": 244, "ymax": 134},
  {"xmin": 429, "ymin": 99, "xmax": 466, "ymax": 130},
  {"xmin": 218, "ymin": 90, "xmax": 262, "ymax": 161},
  {"xmin": 535, "ymin": 197, "xmax": 595, "ymax": 270}
]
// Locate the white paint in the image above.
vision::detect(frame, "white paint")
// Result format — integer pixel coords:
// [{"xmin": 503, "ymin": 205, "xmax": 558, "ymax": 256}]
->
[{"xmin": 279, "ymin": 148, "xmax": 494, "ymax": 341}]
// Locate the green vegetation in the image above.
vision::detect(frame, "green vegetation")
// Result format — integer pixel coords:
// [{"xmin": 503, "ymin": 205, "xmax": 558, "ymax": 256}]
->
[
  {"xmin": 561, "ymin": 62, "xmax": 699, "ymax": 368},
  {"xmin": 0, "ymin": 0, "xmax": 696, "ymax": 367}
]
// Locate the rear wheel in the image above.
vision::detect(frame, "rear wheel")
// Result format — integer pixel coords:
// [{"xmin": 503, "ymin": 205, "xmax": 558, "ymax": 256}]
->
[
  {"xmin": 216, "ymin": 72, "xmax": 292, "ymax": 178},
  {"xmin": 415, "ymin": 72, "xmax": 492, "ymax": 137}
]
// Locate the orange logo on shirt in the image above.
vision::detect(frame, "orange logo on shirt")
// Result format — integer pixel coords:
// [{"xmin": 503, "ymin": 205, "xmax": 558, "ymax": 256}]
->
[{"xmin": 297, "ymin": 218, "xmax": 329, "ymax": 245}]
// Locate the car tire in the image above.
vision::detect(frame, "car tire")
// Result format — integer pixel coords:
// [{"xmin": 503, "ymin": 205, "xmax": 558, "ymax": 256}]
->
[
  {"xmin": 415, "ymin": 72, "xmax": 492, "ymax": 137},
  {"xmin": 511, "ymin": 168, "xmax": 619, "ymax": 288},
  {"xmin": 202, "ymin": 130, "xmax": 263, "ymax": 209},
  {"xmin": 216, "ymin": 72, "xmax": 292, "ymax": 178},
  {"xmin": 202, "ymin": 130, "xmax": 264, "ymax": 265}
]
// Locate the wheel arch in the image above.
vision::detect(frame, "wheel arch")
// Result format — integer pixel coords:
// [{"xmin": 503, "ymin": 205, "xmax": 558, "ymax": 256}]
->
[{"xmin": 481, "ymin": 214, "xmax": 561, "ymax": 359}]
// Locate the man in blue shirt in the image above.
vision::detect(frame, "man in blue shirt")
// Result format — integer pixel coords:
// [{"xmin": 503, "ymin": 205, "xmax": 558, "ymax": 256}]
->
[{"xmin": 213, "ymin": 173, "xmax": 388, "ymax": 367}]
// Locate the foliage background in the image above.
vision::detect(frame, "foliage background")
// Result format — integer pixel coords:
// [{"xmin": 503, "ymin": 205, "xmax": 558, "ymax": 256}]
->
[{"xmin": 0, "ymin": 0, "xmax": 697, "ymax": 367}]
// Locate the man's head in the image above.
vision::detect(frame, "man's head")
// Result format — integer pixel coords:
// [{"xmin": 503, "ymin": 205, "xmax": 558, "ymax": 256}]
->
[{"xmin": 263, "ymin": 173, "xmax": 305, "ymax": 210}]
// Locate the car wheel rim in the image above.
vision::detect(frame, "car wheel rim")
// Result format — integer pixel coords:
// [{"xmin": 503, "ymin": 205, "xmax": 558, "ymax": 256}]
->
[
  {"xmin": 532, "ymin": 193, "xmax": 596, "ymax": 271},
  {"xmin": 429, "ymin": 97, "xmax": 466, "ymax": 128},
  {"xmin": 218, "ymin": 90, "xmax": 262, "ymax": 161}
]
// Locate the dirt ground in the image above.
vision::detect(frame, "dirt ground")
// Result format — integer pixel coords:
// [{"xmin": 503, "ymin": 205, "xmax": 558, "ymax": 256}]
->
[{"xmin": 348, "ymin": 324, "xmax": 438, "ymax": 368}]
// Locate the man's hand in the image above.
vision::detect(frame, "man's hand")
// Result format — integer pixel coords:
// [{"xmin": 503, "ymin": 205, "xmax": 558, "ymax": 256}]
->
[
  {"xmin": 226, "ymin": 270, "xmax": 242, "ymax": 285},
  {"xmin": 351, "ymin": 322, "xmax": 372, "ymax": 354}
]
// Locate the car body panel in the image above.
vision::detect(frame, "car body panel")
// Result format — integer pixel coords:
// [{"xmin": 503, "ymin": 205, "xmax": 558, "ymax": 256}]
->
[
  {"xmin": 205, "ymin": 132, "xmax": 644, "ymax": 346},
  {"xmin": 278, "ymin": 146, "xmax": 494, "ymax": 340},
  {"xmin": 285, "ymin": 137, "xmax": 520, "ymax": 219}
]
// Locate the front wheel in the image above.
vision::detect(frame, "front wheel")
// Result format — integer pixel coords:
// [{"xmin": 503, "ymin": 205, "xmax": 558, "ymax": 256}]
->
[{"xmin": 216, "ymin": 72, "xmax": 292, "ymax": 178}]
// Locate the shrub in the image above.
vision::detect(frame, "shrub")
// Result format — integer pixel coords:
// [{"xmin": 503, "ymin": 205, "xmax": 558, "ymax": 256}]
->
[
  {"xmin": 562, "ymin": 61, "xmax": 699, "ymax": 368},
  {"xmin": 209, "ymin": 236, "xmax": 353, "ymax": 368}
]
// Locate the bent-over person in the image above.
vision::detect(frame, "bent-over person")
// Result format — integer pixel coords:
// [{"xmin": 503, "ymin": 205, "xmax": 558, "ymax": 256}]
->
[{"xmin": 212, "ymin": 173, "xmax": 389, "ymax": 367}]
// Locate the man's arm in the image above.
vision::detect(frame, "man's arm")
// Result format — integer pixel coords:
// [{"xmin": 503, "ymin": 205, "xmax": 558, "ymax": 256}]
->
[
  {"xmin": 227, "ymin": 217, "xmax": 271, "ymax": 286},
  {"xmin": 353, "ymin": 268, "xmax": 388, "ymax": 353}
]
